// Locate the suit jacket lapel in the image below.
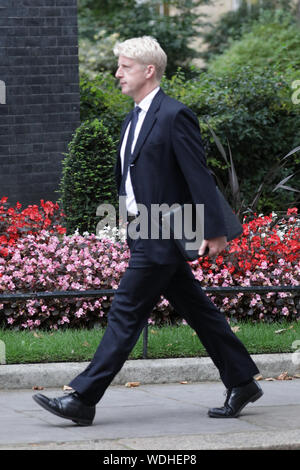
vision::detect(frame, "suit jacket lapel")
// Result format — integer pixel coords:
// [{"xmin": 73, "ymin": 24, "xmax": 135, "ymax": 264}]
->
[
  {"xmin": 131, "ymin": 89, "xmax": 165, "ymax": 164},
  {"xmin": 115, "ymin": 89, "xmax": 165, "ymax": 185}
]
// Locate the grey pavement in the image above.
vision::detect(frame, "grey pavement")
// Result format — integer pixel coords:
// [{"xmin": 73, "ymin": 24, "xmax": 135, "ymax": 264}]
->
[
  {"xmin": 0, "ymin": 353, "xmax": 299, "ymax": 450},
  {"xmin": 0, "ymin": 380, "xmax": 299, "ymax": 450}
]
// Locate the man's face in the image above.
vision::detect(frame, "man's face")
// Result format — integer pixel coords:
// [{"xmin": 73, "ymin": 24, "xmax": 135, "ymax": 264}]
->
[{"xmin": 115, "ymin": 55, "xmax": 149, "ymax": 101}]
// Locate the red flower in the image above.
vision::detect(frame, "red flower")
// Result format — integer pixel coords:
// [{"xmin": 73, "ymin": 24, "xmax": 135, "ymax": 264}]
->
[
  {"xmin": 0, "ymin": 235, "xmax": 8, "ymax": 245},
  {"xmin": 0, "ymin": 247, "xmax": 8, "ymax": 257},
  {"xmin": 202, "ymin": 260, "xmax": 211, "ymax": 269},
  {"xmin": 0, "ymin": 197, "xmax": 66, "ymax": 250},
  {"xmin": 55, "ymin": 225, "xmax": 67, "ymax": 234}
]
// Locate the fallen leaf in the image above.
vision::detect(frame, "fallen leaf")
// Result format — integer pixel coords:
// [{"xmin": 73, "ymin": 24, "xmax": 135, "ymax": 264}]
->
[
  {"xmin": 255, "ymin": 374, "xmax": 264, "ymax": 381},
  {"xmin": 82, "ymin": 341, "xmax": 90, "ymax": 347},
  {"xmin": 63, "ymin": 385, "xmax": 73, "ymax": 391},
  {"xmin": 150, "ymin": 329, "xmax": 158, "ymax": 334},
  {"xmin": 277, "ymin": 371, "xmax": 293, "ymax": 380},
  {"xmin": 265, "ymin": 377, "xmax": 276, "ymax": 381},
  {"xmin": 125, "ymin": 382, "xmax": 140, "ymax": 388},
  {"xmin": 180, "ymin": 381, "xmax": 188, "ymax": 384},
  {"xmin": 293, "ymin": 374, "xmax": 300, "ymax": 379},
  {"xmin": 32, "ymin": 386, "xmax": 44, "ymax": 390},
  {"xmin": 231, "ymin": 326, "xmax": 240, "ymax": 333},
  {"xmin": 275, "ymin": 325, "xmax": 294, "ymax": 334},
  {"xmin": 33, "ymin": 332, "xmax": 43, "ymax": 338}
]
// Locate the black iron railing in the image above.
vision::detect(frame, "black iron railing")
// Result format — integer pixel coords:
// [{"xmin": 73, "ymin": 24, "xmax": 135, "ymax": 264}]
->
[{"xmin": 0, "ymin": 285, "xmax": 299, "ymax": 358}]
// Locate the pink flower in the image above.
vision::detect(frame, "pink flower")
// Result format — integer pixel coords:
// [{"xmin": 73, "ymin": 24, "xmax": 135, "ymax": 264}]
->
[
  {"xmin": 281, "ymin": 307, "xmax": 289, "ymax": 316},
  {"xmin": 260, "ymin": 261, "xmax": 268, "ymax": 270},
  {"xmin": 75, "ymin": 309, "xmax": 84, "ymax": 318}
]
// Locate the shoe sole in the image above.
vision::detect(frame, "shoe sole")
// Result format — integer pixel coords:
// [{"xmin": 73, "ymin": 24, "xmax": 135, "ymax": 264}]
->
[
  {"xmin": 208, "ymin": 389, "xmax": 264, "ymax": 418},
  {"xmin": 32, "ymin": 395, "xmax": 93, "ymax": 426}
]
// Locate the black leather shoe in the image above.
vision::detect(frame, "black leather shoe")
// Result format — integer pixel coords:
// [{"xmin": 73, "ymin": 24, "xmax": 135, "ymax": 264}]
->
[
  {"xmin": 33, "ymin": 392, "xmax": 96, "ymax": 426},
  {"xmin": 208, "ymin": 380, "xmax": 263, "ymax": 418}
]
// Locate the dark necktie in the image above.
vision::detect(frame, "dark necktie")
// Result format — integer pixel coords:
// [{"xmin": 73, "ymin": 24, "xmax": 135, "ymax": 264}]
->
[{"xmin": 119, "ymin": 106, "xmax": 141, "ymax": 196}]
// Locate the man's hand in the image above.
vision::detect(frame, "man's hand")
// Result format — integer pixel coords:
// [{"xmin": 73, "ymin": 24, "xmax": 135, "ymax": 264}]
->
[{"xmin": 198, "ymin": 236, "xmax": 227, "ymax": 258}]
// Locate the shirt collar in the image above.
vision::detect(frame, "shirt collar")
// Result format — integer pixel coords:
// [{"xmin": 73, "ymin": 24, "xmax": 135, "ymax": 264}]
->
[{"xmin": 135, "ymin": 86, "xmax": 160, "ymax": 113}]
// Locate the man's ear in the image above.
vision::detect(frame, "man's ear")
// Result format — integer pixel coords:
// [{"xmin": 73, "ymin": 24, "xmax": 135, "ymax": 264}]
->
[{"xmin": 145, "ymin": 64, "xmax": 156, "ymax": 79}]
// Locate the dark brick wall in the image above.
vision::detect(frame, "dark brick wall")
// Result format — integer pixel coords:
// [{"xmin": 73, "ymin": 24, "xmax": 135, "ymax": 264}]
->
[{"xmin": 0, "ymin": 0, "xmax": 80, "ymax": 206}]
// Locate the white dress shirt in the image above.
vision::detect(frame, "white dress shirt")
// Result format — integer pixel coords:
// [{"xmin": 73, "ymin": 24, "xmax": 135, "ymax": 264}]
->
[{"xmin": 120, "ymin": 86, "xmax": 160, "ymax": 215}]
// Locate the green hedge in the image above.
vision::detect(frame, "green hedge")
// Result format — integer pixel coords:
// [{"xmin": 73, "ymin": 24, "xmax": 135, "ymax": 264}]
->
[
  {"xmin": 59, "ymin": 119, "xmax": 117, "ymax": 235},
  {"xmin": 208, "ymin": 13, "xmax": 300, "ymax": 81},
  {"xmin": 201, "ymin": 2, "xmax": 295, "ymax": 62}
]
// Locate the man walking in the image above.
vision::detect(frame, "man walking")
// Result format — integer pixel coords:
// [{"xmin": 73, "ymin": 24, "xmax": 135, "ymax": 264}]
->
[{"xmin": 33, "ymin": 37, "xmax": 263, "ymax": 425}]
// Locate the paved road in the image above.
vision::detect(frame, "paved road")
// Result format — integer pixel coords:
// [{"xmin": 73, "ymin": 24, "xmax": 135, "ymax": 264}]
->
[{"xmin": 0, "ymin": 379, "xmax": 299, "ymax": 450}]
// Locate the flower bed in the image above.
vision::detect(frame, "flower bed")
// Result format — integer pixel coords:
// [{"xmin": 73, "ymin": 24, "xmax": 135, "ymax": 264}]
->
[
  {"xmin": 0, "ymin": 202, "xmax": 299, "ymax": 330},
  {"xmin": 0, "ymin": 231, "xmax": 130, "ymax": 329},
  {"xmin": 187, "ymin": 207, "xmax": 300, "ymax": 324},
  {"xmin": 0, "ymin": 197, "xmax": 66, "ymax": 257}
]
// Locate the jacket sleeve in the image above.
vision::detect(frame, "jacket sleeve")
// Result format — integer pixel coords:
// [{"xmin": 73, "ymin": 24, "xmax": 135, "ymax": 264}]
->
[{"xmin": 171, "ymin": 106, "xmax": 228, "ymax": 240}]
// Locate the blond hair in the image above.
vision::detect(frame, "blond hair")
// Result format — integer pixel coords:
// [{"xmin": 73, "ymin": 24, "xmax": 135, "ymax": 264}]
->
[{"xmin": 113, "ymin": 36, "xmax": 167, "ymax": 81}]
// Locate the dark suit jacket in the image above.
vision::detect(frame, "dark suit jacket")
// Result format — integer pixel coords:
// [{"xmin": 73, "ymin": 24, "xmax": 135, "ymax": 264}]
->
[{"xmin": 114, "ymin": 89, "xmax": 227, "ymax": 264}]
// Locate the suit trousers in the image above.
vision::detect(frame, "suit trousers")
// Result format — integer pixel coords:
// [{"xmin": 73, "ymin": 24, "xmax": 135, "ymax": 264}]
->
[{"xmin": 69, "ymin": 231, "xmax": 259, "ymax": 405}]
